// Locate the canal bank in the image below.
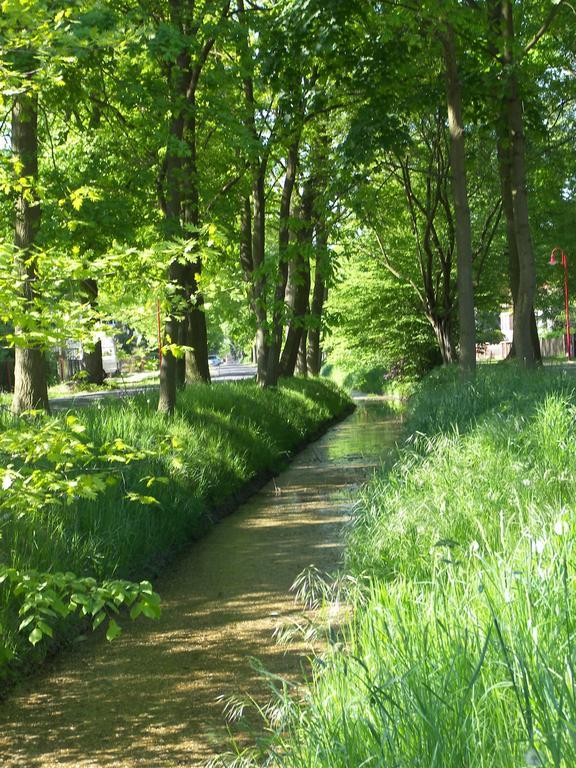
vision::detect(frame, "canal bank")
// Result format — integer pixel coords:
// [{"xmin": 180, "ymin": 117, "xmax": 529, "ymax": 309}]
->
[{"xmin": 0, "ymin": 400, "xmax": 401, "ymax": 767}]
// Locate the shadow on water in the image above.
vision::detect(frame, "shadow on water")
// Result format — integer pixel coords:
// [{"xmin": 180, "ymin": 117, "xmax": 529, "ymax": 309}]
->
[{"xmin": 0, "ymin": 401, "xmax": 401, "ymax": 768}]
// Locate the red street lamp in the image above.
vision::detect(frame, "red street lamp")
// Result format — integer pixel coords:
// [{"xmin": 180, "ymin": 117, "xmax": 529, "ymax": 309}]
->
[{"xmin": 549, "ymin": 247, "xmax": 571, "ymax": 359}]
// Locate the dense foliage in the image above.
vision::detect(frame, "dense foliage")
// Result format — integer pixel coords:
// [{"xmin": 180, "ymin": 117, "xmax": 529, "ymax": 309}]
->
[{"xmin": 0, "ymin": 0, "xmax": 574, "ymax": 401}]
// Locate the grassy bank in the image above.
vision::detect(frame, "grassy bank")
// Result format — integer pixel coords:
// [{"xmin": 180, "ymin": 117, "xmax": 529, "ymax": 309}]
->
[
  {"xmin": 0, "ymin": 378, "xmax": 352, "ymax": 685},
  {"xmin": 266, "ymin": 365, "xmax": 576, "ymax": 767}
]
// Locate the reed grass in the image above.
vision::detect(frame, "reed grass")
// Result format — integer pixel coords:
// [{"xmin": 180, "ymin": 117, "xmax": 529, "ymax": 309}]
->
[{"xmin": 263, "ymin": 365, "xmax": 576, "ymax": 768}]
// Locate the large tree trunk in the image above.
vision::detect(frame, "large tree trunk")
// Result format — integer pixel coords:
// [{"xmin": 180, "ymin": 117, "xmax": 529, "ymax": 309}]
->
[
  {"xmin": 158, "ymin": 307, "xmax": 179, "ymax": 414},
  {"xmin": 240, "ymin": 195, "xmax": 268, "ymax": 384},
  {"xmin": 442, "ymin": 24, "xmax": 476, "ymax": 378},
  {"xmin": 307, "ymin": 229, "xmax": 328, "ymax": 377},
  {"xmin": 267, "ymin": 139, "xmax": 300, "ymax": 387},
  {"xmin": 158, "ymin": 0, "xmax": 222, "ymax": 410},
  {"xmin": 306, "ymin": 286, "xmax": 328, "ymax": 377},
  {"xmin": 237, "ymin": 0, "xmax": 270, "ymax": 386},
  {"xmin": 279, "ymin": 186, "xmax": 314, "ymax": 378},
  {"xmin": 496, "ymin": 129, "xmax": 542, "ymax": 364},
  {"xmin": 296, "ymin": 323, "xmax": 308, "ymax": 376},
  {"xmin": 240, "ymin": 197, "xmax": 266, "ymax": 385},
  {"xmin": 182, "ymin": 97, "xmax": 210, "ymax": 385},
  {"xmin": 306, "ymin": 135, "xmax": 330, "ymax": 377},
  {"xmin": 158, "ymin": 101, "xmax": 185, "ymax": 413},
  {"xmin": 184, "ymin": 278, "xmax": 210, "ymax": 384},
  {"xmin": 81, "ymin": 279, "xmax": 106, "ymax": 386},
  {"xmin": 175, "ymin": 321, "xmax": 186, "ymax": 387},
  {"xmin": 502, "ymin": 0, "xmax": 537, "ymax": 367},
  {"xmin": 12, "ymin": 86, "xmax": 49, "ymax": 414}
]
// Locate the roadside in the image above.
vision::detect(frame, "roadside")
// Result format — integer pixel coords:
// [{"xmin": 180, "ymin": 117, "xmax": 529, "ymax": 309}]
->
[
  {"xmin": 0, "ymin": 364, "xmax": 258, "ymax": 411},
  {"xmin": 49, "ymin": 364, "xmax": 257, "ymax": 410}
]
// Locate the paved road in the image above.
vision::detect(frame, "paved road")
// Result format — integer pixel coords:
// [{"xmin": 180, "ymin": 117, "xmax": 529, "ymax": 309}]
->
[{"xmin": 50, "ymin": 364, "xmax": 257, "ymax": 410}]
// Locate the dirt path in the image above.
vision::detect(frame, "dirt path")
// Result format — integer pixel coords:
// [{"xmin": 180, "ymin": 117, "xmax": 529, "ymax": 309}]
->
[{"xmin": 0, "ymin": 402, "xmax": 399, "ymax": 767}]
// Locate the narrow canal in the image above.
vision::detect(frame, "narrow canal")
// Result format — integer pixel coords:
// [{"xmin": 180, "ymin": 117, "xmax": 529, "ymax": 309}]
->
[{"xmin": 0, "ymin": 400, "xmax": 400, "ymax": 767}]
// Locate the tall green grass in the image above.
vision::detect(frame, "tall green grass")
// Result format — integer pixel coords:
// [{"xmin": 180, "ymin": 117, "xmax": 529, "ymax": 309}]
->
[
  {"xmin": 262, "ymin": 366, "xmax": 576, "ymax": 768},
  {"xmin": 0, "ymin": 378, "xmax": 351, "ymax": 684}
]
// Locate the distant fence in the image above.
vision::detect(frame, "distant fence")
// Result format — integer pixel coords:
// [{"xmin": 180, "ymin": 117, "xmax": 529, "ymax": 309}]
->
[
  {"xmin": 57, "ymin": 355, "xmax": 86, "ymax": 381},
  {"xmin": 540, "ymin": 336, "xmax": 574, "ymax": 358},
  {"xmin": 477, "ymin": 336, "xmax": 572, "ymax": 361},
  {"xmin": 476, "ymin": 341, "xmax": 512, "ymax": 362}
]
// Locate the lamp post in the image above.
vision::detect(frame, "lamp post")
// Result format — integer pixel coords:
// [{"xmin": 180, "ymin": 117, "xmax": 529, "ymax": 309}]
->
[{"xmin": 549, "ymin": 247, "xmax": 571, "ymax": 359}]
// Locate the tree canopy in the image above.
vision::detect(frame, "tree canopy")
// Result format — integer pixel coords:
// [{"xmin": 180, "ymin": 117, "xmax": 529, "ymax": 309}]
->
[{"xmin": 0, "ymin": 0, "xmax": 574, "ymax": 403}]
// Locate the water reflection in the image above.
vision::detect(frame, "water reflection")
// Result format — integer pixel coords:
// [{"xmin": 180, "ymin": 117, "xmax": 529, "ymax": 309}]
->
[{"xmin": 327, "ymin": 400, "xmax": 402, "ymax": 463}]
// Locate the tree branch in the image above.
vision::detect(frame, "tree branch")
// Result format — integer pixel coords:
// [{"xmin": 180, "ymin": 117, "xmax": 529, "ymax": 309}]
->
[{"xmin": 524, "ymin": 2, "xmax": 564, "ymax": 54}]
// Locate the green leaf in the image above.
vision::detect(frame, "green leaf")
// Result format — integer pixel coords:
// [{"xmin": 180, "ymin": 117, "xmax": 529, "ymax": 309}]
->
[
  {"xmin": 29, "ymin": 627, "xmax": 43, "ymax": 646},
  {"xmin": 18, "ymin": 615, "xmax": 35, "ymax": 631},
  {"xmin": 37, "ymin": 620, "xmax": 53, "ymax": 638},
  {"xmin": 106, "ymin": 618, "xmax": 122, "ymax": 642},
  {"xmin": 92, "ymin": 612, "xmax": 106, "ymax": 631},
  {"xmin": 129, "ymin": 602, "xmax": 143, "ymax": 620}
]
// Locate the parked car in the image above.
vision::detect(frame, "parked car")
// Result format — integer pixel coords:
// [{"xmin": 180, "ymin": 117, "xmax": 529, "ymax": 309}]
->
[{"xmin": 208, "ymin": 355, "xmax": 222, "ymax": 367}]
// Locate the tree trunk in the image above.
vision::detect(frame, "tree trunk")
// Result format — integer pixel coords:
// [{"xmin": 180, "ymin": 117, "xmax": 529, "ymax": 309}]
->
[
  {"xmin": 442, "ymin": 24, "xmax": 476, "ymax": 378},
  {"xmin": 157, "ymin": 102, "xmax": 185, "ymax": 413},
  {"xmin": 252, "ymin": 170, "xmax": 269, "ymax": 385},
  {"xmin": 502, "ymin": 0, "xmax": 537, "ymax": 367},
  {"xmin": 279, "ymin": 187, "xmax": 313, "ymax": 377},
  {"xmin": 267, "ymin": 139, "xmax": 300, "ymax": 387},
  {"xmin": 176, "ymin": 321, "xmax": 186, "ymax": 387},
  {"xmin": 496, "ymin": 129, "xmax": 542, "ymax": 365},
  {"xmin": 182, "ymin": 96, "xmax": 210, "ymax": 385},
  {"xmin": 158, "ymin": 0, "xmax": 220, "ymax": 409},
  {"xmin": 12, "ymin": 86, "xmax": 49, "ymax": 414},
  {"xmin": 158, "ymin": 310, "xmax": 179, "ymax": 414},
  {"xmin": 296, "ymin": 325, "xmax": 308, "ymax": 376},
  {"xmin": 157, "ymin": 265, "xmax": 182, "ymax": 415},
  {"xmin": 307, "ymin": 288, "xmax": 328, "ymax": 377},
  {"xmin": 184, "ymin": 280, "xmax": 211, "ymax": 383},
  {"xmin": 240, "ymin": 196, "xmax": 268, "ymax": 385},
  {"xmin": 431, "ymin": 316, "xmax": 456, "ymax": 365},
  {"xmin": 81, "ymin": 279, "xmax": 106, "ymax": 386},
  {"xmin": 237, "ymin": 0, "xmax": 270, "ymax": 386},
  {"xmin": 307, "ymin": 215, "xmax": 329, "ymax": 377}
]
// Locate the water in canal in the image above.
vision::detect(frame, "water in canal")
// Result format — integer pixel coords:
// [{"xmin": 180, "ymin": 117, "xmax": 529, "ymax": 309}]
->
[{"xmin": 0, "ymin": 400, "xmax": 401, "ymax": 767}]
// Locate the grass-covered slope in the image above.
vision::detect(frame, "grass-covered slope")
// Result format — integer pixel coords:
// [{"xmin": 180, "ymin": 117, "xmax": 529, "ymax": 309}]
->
[
  {"xmin": 272, "ymin": 366, "xmax": 576, "ymax": 768},
  {"xmin": 0, "ymin": 378, "xmax": 352, "ymax": 683}
]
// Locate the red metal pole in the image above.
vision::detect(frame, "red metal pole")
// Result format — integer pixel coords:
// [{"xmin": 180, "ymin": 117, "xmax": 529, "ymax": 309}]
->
[
  {"xmin": 156, "ymin": 299, "xmax": 163, "ymax": 369},
  {"xmin": 563, "ymin": 251, "xmax": 571, "ymax": 358}
]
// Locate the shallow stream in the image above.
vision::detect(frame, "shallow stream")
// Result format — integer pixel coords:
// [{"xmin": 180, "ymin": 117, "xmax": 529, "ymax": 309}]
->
[{"xmin": 0, "ymin": 400, "xmax": 400, "ymax": 767}]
